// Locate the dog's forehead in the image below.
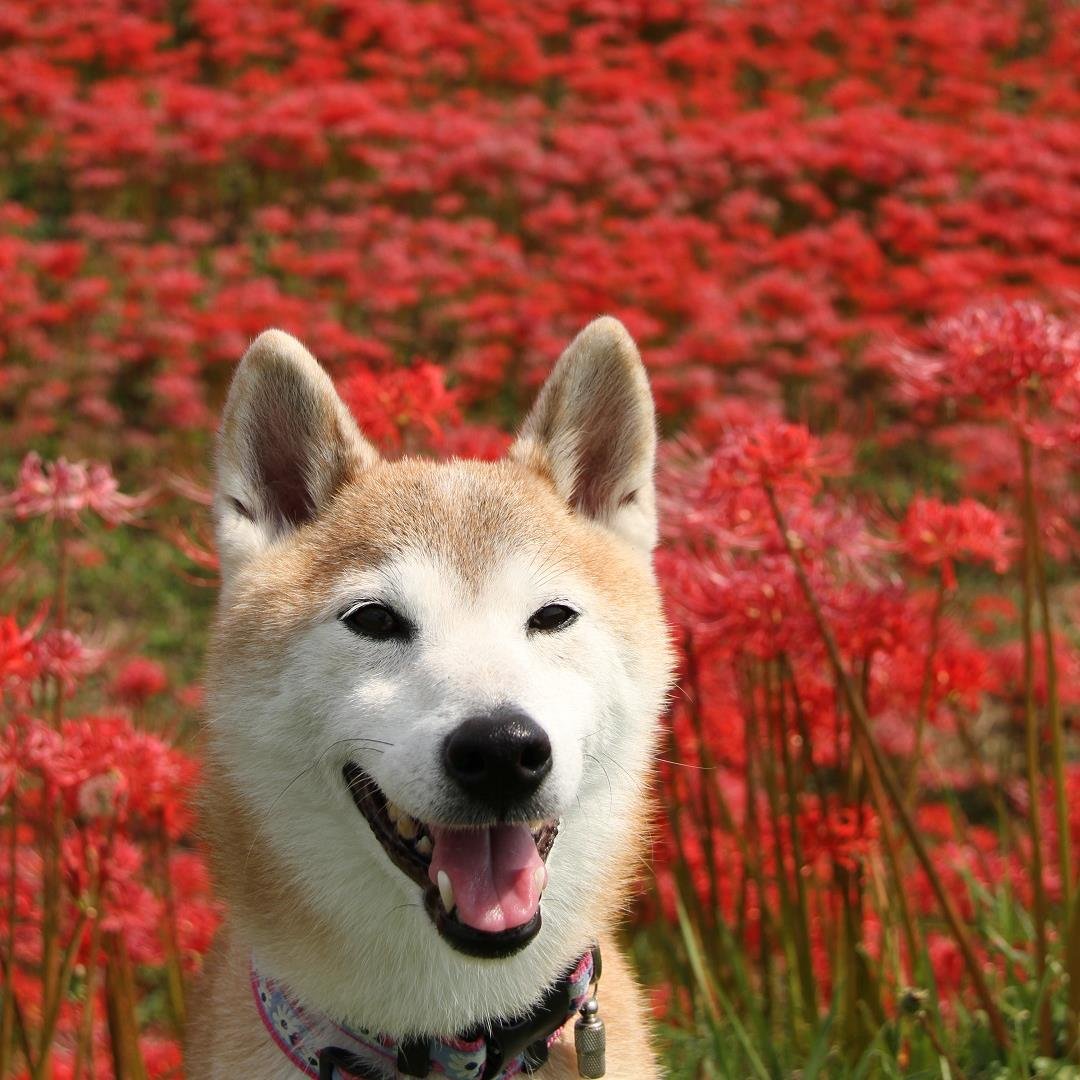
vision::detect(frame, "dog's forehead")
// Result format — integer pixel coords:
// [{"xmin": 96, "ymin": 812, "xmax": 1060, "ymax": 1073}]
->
[
  {"xmin": 301, "ymin": 457, "xmax": 573, "ymax": 587},
  {"xmin": 225, "ymin": 455, "xmax": 657, "ymax": 643}
]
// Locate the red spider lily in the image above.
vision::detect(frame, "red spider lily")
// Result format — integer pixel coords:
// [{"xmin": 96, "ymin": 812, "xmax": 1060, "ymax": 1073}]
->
[
  {"xmin": 899, "ymin": 495, "xmax": 1015, "ymax": 587},
  {"xmin": 0, "ymin": 0, "xmax": 1079, "ymax": 1069},
  {"xmin": 893, "ymin": 300, "xmax": 1080, "ymax": 419},
  {"xmin": 110, "ymin": 657, "xmax": 168, "ymax": 706},
  {"xmin": 705, "ymin": 419, "xmax": 850, "ymax": 496},
  {"xmin": 439, "ymin": 423, "xmax": 512, "ymax": 461},
  {"xmin": 1, "ymin": 453, "xmax": 152, "ymax": 527},
  {"xmin": 33, "ymin": 629, "xmax": 105, "ymax": 697},
  {"xmin": 170, "ymin": 851, "xmax": 222, "ymax": 967},
  {"xmin": 797, "ymin": 800, "xmax": 880, "ymax": 873},
  {"xmin": 0, "ymin": 610, "xmax": 43, "ymax": 701},
  {"xmin": 338, "ymin": 361, "xmax": 462, "ymax": 454}
]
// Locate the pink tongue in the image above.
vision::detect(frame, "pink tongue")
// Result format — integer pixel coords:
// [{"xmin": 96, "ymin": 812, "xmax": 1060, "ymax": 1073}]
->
[{"xmin": 428, "ymin": 824, "xmax": 546, "ymax": 933}]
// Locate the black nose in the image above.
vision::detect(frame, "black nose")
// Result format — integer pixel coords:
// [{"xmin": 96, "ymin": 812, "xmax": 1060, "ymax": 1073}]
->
[{"xmin": 443, "ymin": 707, "xmax": 552, "ymax": 809}]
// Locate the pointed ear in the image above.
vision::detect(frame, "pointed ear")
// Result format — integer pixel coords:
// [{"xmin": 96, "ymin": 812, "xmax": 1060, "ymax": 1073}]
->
[
  {"xmin": 214, "ymin": 329, "xmax": 378, "ymax": 580},
  {"xmin": 511, "ymin": 316, "xmax": 658, "ymax": 551}
]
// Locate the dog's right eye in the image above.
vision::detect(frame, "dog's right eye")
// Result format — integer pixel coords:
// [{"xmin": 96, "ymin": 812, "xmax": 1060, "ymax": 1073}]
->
[{"xmin": 340, "ymin": 602, "xmax": 411, "ymax": 642}]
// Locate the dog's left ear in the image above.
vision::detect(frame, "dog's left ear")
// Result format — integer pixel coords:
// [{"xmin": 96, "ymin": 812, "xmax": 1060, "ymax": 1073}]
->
[{"xmin": 511, "ymin": 316, "xmax": 658, "ymax": 552}]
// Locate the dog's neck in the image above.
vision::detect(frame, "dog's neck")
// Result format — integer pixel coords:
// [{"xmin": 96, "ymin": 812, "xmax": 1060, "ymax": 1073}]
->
[{"xmin": 250, "ymin": 947, "xmax": 598, "ymax": 1079}]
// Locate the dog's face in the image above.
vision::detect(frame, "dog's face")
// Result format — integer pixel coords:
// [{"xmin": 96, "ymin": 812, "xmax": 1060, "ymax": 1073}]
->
[{"xmin": 205, "ymin": 319, "xmax": 673, "ymax": 1032}]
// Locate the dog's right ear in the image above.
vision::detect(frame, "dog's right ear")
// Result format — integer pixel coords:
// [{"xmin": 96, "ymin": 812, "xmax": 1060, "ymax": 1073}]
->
[{"xmin": 214, "ymin": 329, "xmax": 378, "ymax": 581}]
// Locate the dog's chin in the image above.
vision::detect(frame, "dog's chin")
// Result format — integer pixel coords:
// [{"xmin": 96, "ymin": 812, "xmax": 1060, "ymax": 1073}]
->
[{"xmin": 342, "ymin": 763, "xmax": 558, "ymax": 959}]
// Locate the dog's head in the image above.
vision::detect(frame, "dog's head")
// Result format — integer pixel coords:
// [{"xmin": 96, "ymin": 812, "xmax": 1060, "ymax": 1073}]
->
[{"xmin": 204, "ymin": 318, "xmax": 673, "ymax": 1031}]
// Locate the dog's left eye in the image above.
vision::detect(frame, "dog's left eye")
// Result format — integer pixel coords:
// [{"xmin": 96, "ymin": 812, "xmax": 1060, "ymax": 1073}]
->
[
  {"xmin": 340, "ymin": 603, "xmax": 411, "ymax": 642},
  {"xmin": 528, "ymin": 604, "xmax": 579, "ymax": 633}
]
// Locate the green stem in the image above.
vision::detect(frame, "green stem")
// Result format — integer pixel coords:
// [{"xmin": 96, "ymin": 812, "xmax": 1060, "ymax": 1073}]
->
[
  {"xmin": 764, "ymin": 483, "xmax": 1010, "ymax": 1053},
  {"xmin": 683, "ymin": 636, "xmax": 723, "ymax": 951},
  {"xmin": 72, "ymin": 831, "xmax": 112, "ymax": 1080},
  {"xmin": 39, "ymin": 516, "xmax": 72, "ymax": 1080},
  {"xmin": 915, "ymin": 1007, "xmax": 968, "ymax": 1080},
  {"xmin": 1032, "ymin": 546, "xmax": 1070, "ymax": 907},
  {"xmin": 905, "ymin": 568, "xmax": 947, "ymax": 807},
  {"xmin": 32, "ymin": 908, "xmax": 91, "ymax": 1080},
  {"xmin": 104, "ymin": 933, "xmax": 148, "ymax": 1080},
  {"xmin": 156, "ymin": 826, "xmax": 186, "ymax": 1033},
  {"xmin": 51, "ymin": 521, "xmax": 69, "ymax": 731},
  {"xmin": 1023, "ymin": 437, "xmax": 1073, "ymax": 957},
  {"xmin": 1067, "ymin": 887, "xmax": 1080, "ymax": 1064},
  {"xmin": 1, "ymin": 794, "xmax": 18, "ymax": 1077},
  {"xmin": 0, "ymin": 950, "xmax": 36, "ymax": 1076},
  {"xmin": 1018, "ymin": 435, "xmax": 1053, "ymax": 1057},
  {"xmin": 776, "ymin": 663, "xmax": 818, "ymax": 1024},
  {"xmin": 758, "ymin": 662, "xmax": 804, "ymax": 1024},
  {"xmin": 741, "ymin": 665, "xmax": 773, "ymax": 1023},
  {"xmin": 72, "ymin": 912, "xmax": 104, "ymax": 1080},
  {"xmin": 38, "ymin": 795, "xmax": 64, "ymax": 1077}
]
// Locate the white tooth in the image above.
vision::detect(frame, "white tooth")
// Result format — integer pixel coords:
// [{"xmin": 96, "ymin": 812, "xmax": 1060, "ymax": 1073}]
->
[
  {"xmin": 397, "ymin": 814, "xmax": 418, "ymax": 840},
  {"xmin": 415, "ymin": 835, "xmax": 433, "ymax": 857},
  {"xmin": 533, "ymin": 865, "xmax": 547, "ymax": 896},
  {"xmin": 386, "ymin": 802, "xmax": 401, "ymax": 823},
  {"xmin": 437, "ymin": 870, "xmax": 455, "ymax": 913}
]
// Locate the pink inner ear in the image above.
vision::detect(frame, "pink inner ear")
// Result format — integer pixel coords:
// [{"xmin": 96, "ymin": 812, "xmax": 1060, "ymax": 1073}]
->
[
  {"xmin": 510, "ymin": 318, "xmax": 655, "ymax": 528},
  {"xmin": 224, "ymin": 331, "xmax": 370, "ymax": 535},
  {"xmin": 250, "ymin": 409, "xmax": 322, "ymax": 528}
]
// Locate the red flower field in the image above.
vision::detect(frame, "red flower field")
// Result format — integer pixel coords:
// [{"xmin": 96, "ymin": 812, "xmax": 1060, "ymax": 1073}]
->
[{"xmin": 1, "ymin": 1, "xmax": 1078, "ymax": 1075}]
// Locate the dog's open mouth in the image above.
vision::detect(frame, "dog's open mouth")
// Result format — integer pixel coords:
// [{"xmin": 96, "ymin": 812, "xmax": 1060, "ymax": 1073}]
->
[{"xmin": 342, "ymin": 763, "xmax": 557, "ymax": 958}]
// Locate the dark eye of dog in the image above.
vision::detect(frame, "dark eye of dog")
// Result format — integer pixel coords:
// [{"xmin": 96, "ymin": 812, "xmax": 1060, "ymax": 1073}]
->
[
  {"xmin": 528, "ymin": 603, "xmax": 578, "ymax": 633},
  {"xmin": 341, "ymin": 603, "xmax": 411, "ymax": 642}
]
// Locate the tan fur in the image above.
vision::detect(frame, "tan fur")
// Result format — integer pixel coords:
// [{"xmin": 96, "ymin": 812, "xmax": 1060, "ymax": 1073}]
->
[{"xmin": 190, "ymin": 319, "xmax": 673, "ymax": 1079}]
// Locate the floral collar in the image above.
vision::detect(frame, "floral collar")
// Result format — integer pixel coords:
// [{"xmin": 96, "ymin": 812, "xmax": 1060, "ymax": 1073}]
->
[{"xmin": 251, "ymin": 948, "xmax": 598, "ymax": 1080}]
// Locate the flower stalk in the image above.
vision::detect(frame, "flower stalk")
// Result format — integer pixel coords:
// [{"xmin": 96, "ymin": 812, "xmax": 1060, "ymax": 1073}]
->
[
  {"xmin": 1017, "ymin": 433, "xmax": 1054, "ymax": 1057},
  {"xmin": 905, "ymin": 567, "xmax": 947, "ymax": 807},
  {"xmin": 764, "ymin": 482, "xmax": 1010, "ymax": 1053}
]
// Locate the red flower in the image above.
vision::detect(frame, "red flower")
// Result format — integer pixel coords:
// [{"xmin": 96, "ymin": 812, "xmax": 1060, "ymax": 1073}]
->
[
  {"xmin": 34, "ymin": 629, "xmax": 105, "ymax": 696},
  {"xmin": 798, "ymin": 799, "xmax": 881, "ymax": 872},
  {"xmin": 111, "ymin": 657, "xmax": 168, "ymax": 705},
  {"xmin": 706, "ymin": 419, "xmax": 849, "ymax": 496},
  {"xmin": 0, "ymin": 610, "xmax": 43, "ymax": 701},
  {"xmin": 894, "ymin": 300, "xmax": 1080, "ymax": 417},
  {"xmin": 337, "ymin": 363, "xmax": 462, "ymax": 454},
  {"xmin": 899, "ymin": 495, "xmax": 1014, "ymax": 587},
  {"xmin": 927, "ymin": 934, "xmax": 966, "ymax": 997},
  {"xmin": 1, "ymin": 453, "xmax": 152, "ymax": 526}
]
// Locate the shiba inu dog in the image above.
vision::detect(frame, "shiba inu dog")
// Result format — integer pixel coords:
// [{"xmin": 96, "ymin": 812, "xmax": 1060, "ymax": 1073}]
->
[{"xmin": 188, "ymin": 317, "xmax": 674, "ymax": 1079}]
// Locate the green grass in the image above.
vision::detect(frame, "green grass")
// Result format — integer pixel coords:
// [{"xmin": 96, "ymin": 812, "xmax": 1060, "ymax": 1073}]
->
[
  {"xmin": 6, "ymin": 507, "xmax": 216, "ymax": 736},
  {"xmin": 633, "ymin": 873, "xmax": 1079, "ymax": 1079}
]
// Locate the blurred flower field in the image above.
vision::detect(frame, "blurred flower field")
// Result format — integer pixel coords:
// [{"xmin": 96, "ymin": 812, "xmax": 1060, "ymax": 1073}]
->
[{"xmin": 2, "ymin": 0, "xmax": 1079, "ymax": 1076}]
